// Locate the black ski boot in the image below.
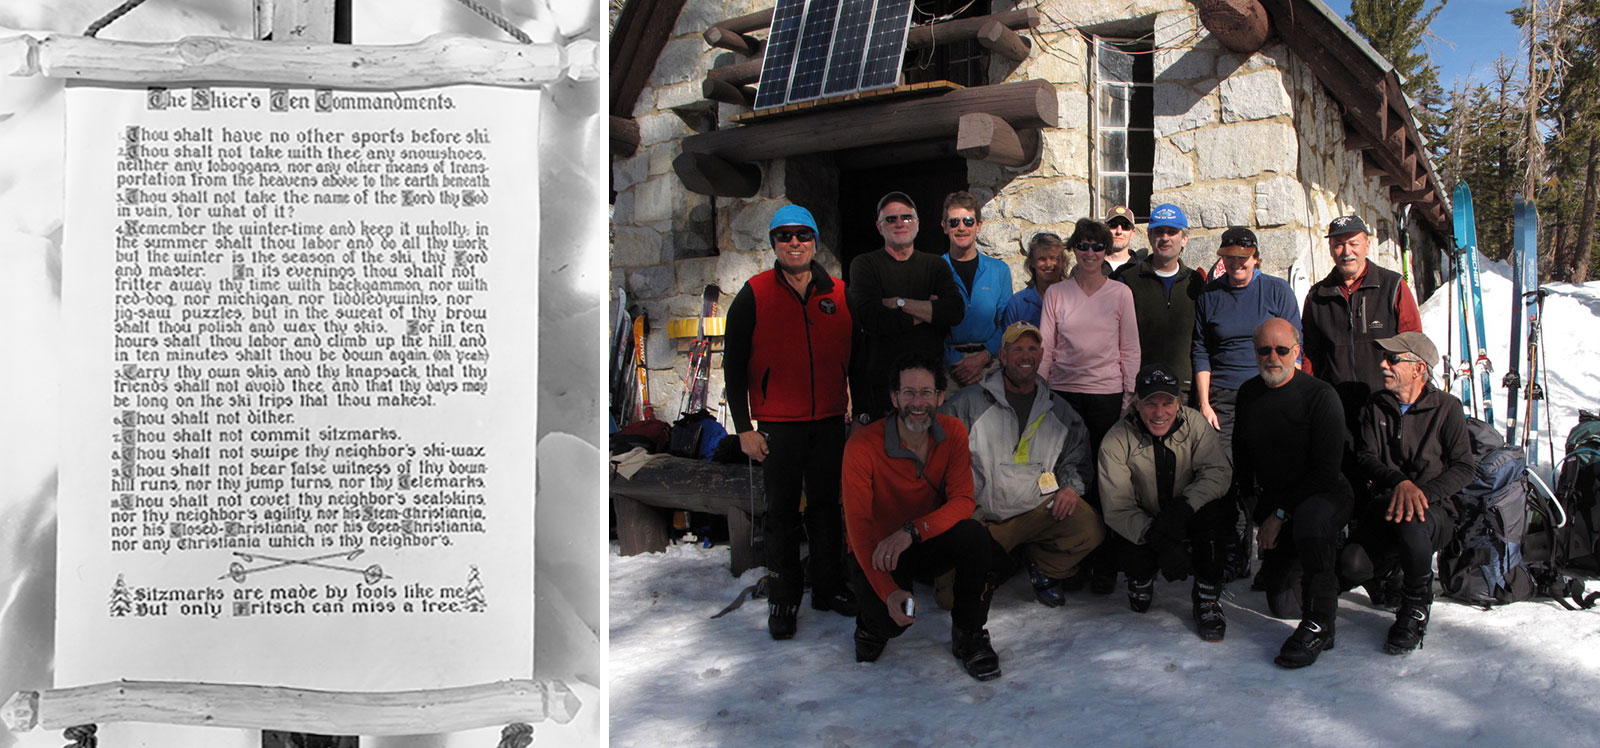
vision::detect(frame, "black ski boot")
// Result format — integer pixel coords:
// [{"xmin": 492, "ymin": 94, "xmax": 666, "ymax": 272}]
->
[
  {"xmin": 768, "ymin": 602, "xmax": 798, "ymax": 640},
  {"xmin": 951, "ymin": 625, "xmax": 1002, "ymax": 681},
  {"xmin": 1192, "ymin": 580, "xmax": 1226, "ymax": 642},
  {"xmin": 812, "ymin": 587, "xmax": 859, "ymax": 617},
  {"xmin": 1127, "ymin": 577, "xmax": 1154, "ymax": 613},
  {"xmin": 1384, "ymin": 577, "xmax": 1432, "ymax": 655},
  {"xmin": 854, "ymin": 625, "xmax": 888, "ymax": 662},
  {"xmin": 1274, "ymin": 617, "xmax": 1335, "ymax": 668}
]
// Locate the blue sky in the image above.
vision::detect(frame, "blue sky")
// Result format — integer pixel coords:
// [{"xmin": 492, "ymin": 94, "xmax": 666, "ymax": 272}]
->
[{"xmin": 1323, "ymin": 0, "xmax": 1525, "ymax": 91}]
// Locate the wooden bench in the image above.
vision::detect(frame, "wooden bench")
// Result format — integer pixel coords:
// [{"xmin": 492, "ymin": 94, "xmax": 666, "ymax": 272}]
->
[{"xmin": 610, "ymin": 455, "xmax": 766, "ymax": 576}]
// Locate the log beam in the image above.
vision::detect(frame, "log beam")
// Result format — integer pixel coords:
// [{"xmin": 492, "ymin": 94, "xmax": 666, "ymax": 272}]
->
[
  {"xmin": 976, "ymin": 21, "xmax": 1029, "ymax": 63},
  {"xmin": 956, "ymin": 113, "xmax": 1037, "ymax": 167},
  {"xmin": 1, "ymin": 33, "xmax": 571, "ymax": 88},
  {"xmin": 704, "ymin": 25, "xmax": 760, "ymax": 57},
  {"xmin": 673, "ymin": 151, "xmax": 763, "ymax": 197},
  {"xmin": 707, "ymin": 9, "xmax": 1040, "ymax": 86},
  {"xmin": 681, "ymin": 79, "xmax": 1056, "ymax": 164},
  {"xmin": 703, "ymin": 77, "xmax": 755, "ymax": 107},
  {"xmin": 1193, "ymin": 0, "xmax": 1270, "ymax": 54},
  {"xmin": 2, "ymin": 680, "xmax": 578, "ymax": 735},
  {"xmin": 1390, "ymin": 187, "xmax": 1434, "ymax": 204},
  {"xmin": 611, "ymin": 115, "xmax": 640, "ymax": 157}
]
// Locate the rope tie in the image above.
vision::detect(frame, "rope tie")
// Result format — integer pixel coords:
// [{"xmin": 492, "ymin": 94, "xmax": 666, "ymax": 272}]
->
[
  {"xmin": 498, "ymin": 723, "xmax": 535, "ymax": 748},
  {"xmin": 452, "ymin": 0, "xmax": 534, "ymax": 44},
  {"xmin": 63, "ymin": 724, "xmax": 98, "ymax": 748},
  {"xmin": 84, "ymin": 0, "xmax": 150, "ymax": 37}
]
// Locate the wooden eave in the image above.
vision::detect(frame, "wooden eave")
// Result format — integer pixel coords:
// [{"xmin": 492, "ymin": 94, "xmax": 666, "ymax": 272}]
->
[
  {"xmin": 609, "ymin": 0, "xmax": 689, "ymax": 156},
  {"xmin": 668, "ymin": 7, "xmax": 1047, "ymax": 196},
  {"xmin": 1257, "ymin": 0, "xmax": 1449, "ymax": 233}
]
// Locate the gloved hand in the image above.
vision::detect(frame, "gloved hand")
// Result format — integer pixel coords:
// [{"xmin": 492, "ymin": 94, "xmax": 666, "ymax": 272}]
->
[
  {"xmin": 1152, "ymin": 500, "xmax": 1195, "ymax": 545},
  {"xmin": 1157, "ymin": 541, "xmax": 1192, "ymax": 582}
]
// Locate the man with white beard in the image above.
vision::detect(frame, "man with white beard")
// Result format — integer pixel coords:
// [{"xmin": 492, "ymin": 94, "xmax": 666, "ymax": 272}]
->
[
  {"xmin": 1232, "ymin": 318, "xmax": 1352, "ymax": 668},
  {"xmin": 842, "ymin": 355, "xmax": 1004, "ymax": 681}
]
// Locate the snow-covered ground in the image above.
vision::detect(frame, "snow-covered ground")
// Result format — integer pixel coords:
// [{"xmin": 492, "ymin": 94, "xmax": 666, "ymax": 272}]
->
[{"xmin": 610, "ymin": 256, "xmax": 1600, "ymax": 747}]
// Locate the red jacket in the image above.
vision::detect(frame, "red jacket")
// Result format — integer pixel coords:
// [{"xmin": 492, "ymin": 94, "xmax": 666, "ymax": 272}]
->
[
  {"xmin": 842, "ymin": 413, "xmax": 977, "ymax": 602},
  {"xmin": 724, "ymin": 264, "xmax": 852, "ymax": 430}
]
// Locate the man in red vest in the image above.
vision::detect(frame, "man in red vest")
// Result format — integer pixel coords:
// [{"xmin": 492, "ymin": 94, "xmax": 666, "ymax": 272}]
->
[{"xmin": 723, "ymin": 203, "xmax": 858, "ymax": 640}]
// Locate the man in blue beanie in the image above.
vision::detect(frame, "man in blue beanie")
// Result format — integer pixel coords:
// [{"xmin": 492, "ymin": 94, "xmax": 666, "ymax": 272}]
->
[{"xmin": 723, "ymin": 203, "xmax": 858, "ymax": 639}]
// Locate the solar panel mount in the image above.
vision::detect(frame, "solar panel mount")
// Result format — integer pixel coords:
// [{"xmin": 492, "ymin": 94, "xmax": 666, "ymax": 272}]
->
[{"xmin": 753, "ymin": 0, "xmax": 916, "ymax": 110}]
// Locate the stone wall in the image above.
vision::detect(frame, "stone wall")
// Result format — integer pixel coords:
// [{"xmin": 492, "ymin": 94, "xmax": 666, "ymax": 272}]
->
[{"xmin": 611, "ymin": 0, "xmax": 1448, "ymax": 422}]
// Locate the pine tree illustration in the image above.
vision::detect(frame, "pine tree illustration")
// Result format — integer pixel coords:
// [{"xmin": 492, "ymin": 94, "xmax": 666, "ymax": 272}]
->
[
  {"xmin": 464, "ymin": 565, "xmax": 486, "ymax": 613},
  {"xmin": 109, "ymin": 574, "xmax": 133, "ymax": 617}
]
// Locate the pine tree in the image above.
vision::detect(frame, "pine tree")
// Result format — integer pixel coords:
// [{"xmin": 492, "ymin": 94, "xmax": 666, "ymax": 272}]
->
[
  {"xmin": 109, "ymin": 574, "xmax": 133, "ymax": 617},
  {"xmin": 1348, "ymin": 0, "xmax": 1450, "ymax": 150},
  {"xmin": 464, "ymin": 565, "xmax": 486, "ymax": 613}
]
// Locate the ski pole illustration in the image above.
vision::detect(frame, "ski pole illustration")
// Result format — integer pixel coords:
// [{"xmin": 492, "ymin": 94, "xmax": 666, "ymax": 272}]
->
[{"xmin": 222, "ymin": 549, "xmax": 389, "ymax": 585}]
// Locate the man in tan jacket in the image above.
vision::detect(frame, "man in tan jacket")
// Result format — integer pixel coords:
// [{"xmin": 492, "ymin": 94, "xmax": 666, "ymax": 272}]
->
[{"xmin": 1098, "ymin": 362, "xmax": 1234, "ymax": 641}]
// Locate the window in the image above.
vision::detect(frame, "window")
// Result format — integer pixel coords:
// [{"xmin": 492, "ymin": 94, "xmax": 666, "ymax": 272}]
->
[
  {"xmin": 901, "ymin": 0, "xmax": 986, "ymax": 88},
  {"xmin": 1092, "ymin": 37, "xmax": 1154, "ymax": 219}
]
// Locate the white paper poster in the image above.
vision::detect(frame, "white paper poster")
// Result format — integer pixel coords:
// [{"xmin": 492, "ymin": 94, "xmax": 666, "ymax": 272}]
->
[{"xmin": 57, "ymin": 84, "xmax": 539, "ymax": 691}]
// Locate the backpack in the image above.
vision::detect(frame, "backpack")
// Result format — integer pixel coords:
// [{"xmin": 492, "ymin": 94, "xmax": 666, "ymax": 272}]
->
[
  {"xmin": 1553, "ymin": 411, "xmax": 1600, "ymax": 572},
  {"xmin": 668, "ymin": 410, "xmax": 725, "ymax": 460},
  {"xmin": 1438, "ymin": 418, "xmax": 1537, "ymax": 606},
  {"xmin": 610, "ymin": 418, "xmax": 670, "ymax": 455}
]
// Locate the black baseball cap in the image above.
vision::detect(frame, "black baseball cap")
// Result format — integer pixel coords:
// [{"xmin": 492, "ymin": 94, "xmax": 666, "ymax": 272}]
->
[
  {"xmin": 1326, "ymin": 215, "xmax": 1370, "ymax": 237},
  {"xmin": 1218, "ymin": 227, "xmax": 1258, "ymax": 257},
  {"xmin": 877, "ymin": 191, "xmax": 917, "ymax": 215},
  {"xmin": 1135, "ymin": 363, "xmax": 1182, "ymax": 400}
]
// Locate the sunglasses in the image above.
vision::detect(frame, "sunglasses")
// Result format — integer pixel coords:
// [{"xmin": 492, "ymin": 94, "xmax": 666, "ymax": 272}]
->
[
  {"xmin": 1075, "ymin": 241, "xmax": 1107, "ymax": 253},
  {"xmin": 771, "ymin": 229, "xmax": 815, "ymax": 244},
  {"xmin": 881, "ymin": 214, "xmax": 917, "ymax": 224},
  {"xmin": 1139, "ymin": 370, "xmax": 1178, "ymax": 387},
  {"xmin": 946, "ymin": 216, "xmax": 977, "ymax": 228},
  {"xmin": 1255, "ymin": 345, "xmax": 1295, "ymax": 357},
  {"xmin": 1383, "ymin": 352, "xmax": 1424, "ymax": 366}
]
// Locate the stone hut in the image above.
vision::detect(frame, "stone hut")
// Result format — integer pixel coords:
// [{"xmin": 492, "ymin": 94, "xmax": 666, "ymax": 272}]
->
[{"xmin": 610, "ymin": 0, "xmax": 1450, "ymax": 422}]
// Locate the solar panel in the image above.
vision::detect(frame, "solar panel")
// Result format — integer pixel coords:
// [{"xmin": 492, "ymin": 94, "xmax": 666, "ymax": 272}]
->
[
  {"xmin": 857, "ymin": 0, "xmax": 914, "ymax": 90},
  {"xmin": 786, "ymin": 0, "xmax": 842, "ymax": 102},
  {"xmin": 753, "ymin": 0, "xmax": 915, "ymax": 110},
  {"xmin": 753, "ymin": 0, "xmax": 808, "ymax": 110},
  {"xmin": 821, "ymin": 0, "xmax": 875, "ymax": 96}
]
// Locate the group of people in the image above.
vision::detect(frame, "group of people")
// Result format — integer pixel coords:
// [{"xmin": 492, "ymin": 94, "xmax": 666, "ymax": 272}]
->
[{"xmin": 721, "ymin": 190, "xmax": 1470, "ymax": 682}]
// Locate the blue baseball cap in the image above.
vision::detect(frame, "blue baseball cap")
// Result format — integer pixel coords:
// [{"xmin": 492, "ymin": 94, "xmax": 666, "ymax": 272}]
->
[
  {"xmin": 1148, "ymin": 203, "xmax": 1188, "ymax": 230},
  {"xmin": 769, "ymin": 204, "xmax": 818, "ymax": 233}
]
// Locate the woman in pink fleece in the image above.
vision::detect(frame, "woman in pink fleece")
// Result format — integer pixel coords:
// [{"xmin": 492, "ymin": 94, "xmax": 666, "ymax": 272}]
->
[
  {"xmin": 1038, "ymin": 217, "xmax": 1141, "ymax": 593},
  {"xmin": 1041, "ymin": 217, "xmax": 1142, "ymax": 443}
]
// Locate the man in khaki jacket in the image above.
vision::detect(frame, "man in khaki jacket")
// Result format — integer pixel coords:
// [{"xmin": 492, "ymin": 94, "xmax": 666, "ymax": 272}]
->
[{"xmin": 1098, "ymin": 363, "xmax": 1234, "ymax": 641}]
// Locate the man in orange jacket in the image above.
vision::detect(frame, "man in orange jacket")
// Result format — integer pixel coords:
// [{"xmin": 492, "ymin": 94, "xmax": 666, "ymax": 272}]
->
[{"xmin": 842, "ymin": 354, "xmax": 1004, "ymax": 681}]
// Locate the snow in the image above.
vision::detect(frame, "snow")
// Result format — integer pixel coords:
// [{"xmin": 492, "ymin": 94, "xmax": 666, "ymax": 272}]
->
[{"xmin": 610, "ymin": 254, "xmax": 1600, "ymax": 747}]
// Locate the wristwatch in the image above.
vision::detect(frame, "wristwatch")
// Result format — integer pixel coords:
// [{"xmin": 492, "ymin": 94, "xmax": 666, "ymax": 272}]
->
[
  {"xmin": 902, "ymin": 521, "xmax": 921, "ymax": 543},
  {"xmin": 896, "ymin": 297, "xmax": 907, "ymax": 309},
  {"xmin": 1274, "ymin": 508, "xmax": 1290, "ymax": 521},
  {"xmin": 855, "ymin": 412, "xmax": 873, "ymax": 426}
]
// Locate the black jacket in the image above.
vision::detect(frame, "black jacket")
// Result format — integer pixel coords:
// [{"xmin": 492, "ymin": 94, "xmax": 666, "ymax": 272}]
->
[
  {"xmin": 1353, "ymin": 384, "xmax": 1475, "ymax": 516},
  {"xmin": 1302, "ymin": 264, "xmax": 1410, "ymax": 417},
  {"xmin": 1113, "ymin": 258, "xmax": 1206, "ymax": 395}
]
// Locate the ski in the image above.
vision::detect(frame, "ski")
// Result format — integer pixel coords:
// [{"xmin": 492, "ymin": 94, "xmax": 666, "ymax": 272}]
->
[
  {"xmin": 1521, "ymin": 200, "xmax": 1543, "ymax": 461},
  {"xmin": 634, "ymin": 310, "xmax": 654, "ymax": 421},
  {"xmin": 680, "ymin": 284, "xmax": 721, "ymax": 416},
  {"xmin": 1505, "ymin": 196, "xmax": 1528, "ymax": 444},
  {"xmin": 1462, "ymin": 190, "xmax": 1494, "ymax": 427},
  {"xmin": 610, "ymin": 287, "xmax": 634, "ymax": 425},
  {"xmin": 1450, "ymin": 183, "xmax": 1478, "ymax": 417}
]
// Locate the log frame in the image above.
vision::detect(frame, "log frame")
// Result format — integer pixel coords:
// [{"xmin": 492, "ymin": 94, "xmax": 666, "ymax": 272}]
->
[
  {"xmin": 0, "ymin": 33, "xmax": 585, "ymax": 89},
  {"xmin": 682, "ymin": 79, "xmax": 1056, "ymax": 163},
  {"xmin": 2, "ymin": 680, "xmax": 578, "ymax": 735}
]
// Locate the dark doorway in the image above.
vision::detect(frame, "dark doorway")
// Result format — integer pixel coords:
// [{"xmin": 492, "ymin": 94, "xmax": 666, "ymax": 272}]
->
[{"xmin": 836, "ymin": 156, "xmax": 970, "ymax": 282}]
